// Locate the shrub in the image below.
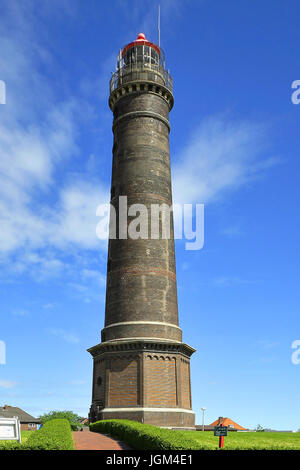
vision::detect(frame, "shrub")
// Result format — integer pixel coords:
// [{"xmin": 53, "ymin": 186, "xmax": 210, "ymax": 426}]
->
[
  {"xmin": 39, "ymin": 410, "xmax": 82, "ymax": 431},
  {"xmin": 25, "ymin": 418, "xmax": 74, "ymax": 450},
  {"xmin": 0, "ymin": 441, "xmax": 23, "ymax": 450},
  {"xmin": 90, "ymin": 419, "xmax": 208, "ymax": 450},
  {"xmin": 39, "ymin": 411, "xmax": 82, "ymax": 425},
  {"xmin": 0, "ymin": 419, "xmax": 74, "ymax": 450}
]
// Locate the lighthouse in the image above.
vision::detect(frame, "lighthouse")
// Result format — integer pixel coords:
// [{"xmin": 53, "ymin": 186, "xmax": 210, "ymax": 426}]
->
[{"xmin": 88, "ymin": 33, "xmax": 196, "ymax": 428}]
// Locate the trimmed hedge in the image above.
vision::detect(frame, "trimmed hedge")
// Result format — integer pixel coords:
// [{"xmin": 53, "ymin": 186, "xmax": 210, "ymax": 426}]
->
[
  {"xmin": 0, "ymin": 418, "xmax": 74, "ymax": 450},
  {"xmin": 90, "ymin": 419, "xmax": 209, "ymax": 450}
]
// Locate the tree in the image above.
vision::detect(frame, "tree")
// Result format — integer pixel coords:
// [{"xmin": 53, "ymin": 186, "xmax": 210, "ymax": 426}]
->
[
  {"xmin": 39, "ymin": 410, "xmax": 82, "ymax": 426},
  {"xmin": 255, "ymin": 424, "xmax": 265, "ymax": 432}
]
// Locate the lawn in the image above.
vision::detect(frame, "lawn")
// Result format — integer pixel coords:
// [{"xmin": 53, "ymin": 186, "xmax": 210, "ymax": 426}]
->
[{"xmin": 175, "ymin": 431, "xmax": 300, "ymax": 450}]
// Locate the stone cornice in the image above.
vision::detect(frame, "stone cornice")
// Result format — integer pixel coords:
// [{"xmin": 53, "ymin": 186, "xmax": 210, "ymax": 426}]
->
[
  {"xmin": 87, "ymin": 338, "xmax": 196, "ymax": 359},
  {"xmin": 109, "ymin": 80, "xmax": 174, "ymax": 112}
]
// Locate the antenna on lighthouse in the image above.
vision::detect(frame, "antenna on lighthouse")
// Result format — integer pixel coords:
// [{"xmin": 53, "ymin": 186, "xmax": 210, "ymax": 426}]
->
[{"xmin": 158, "ymin": 4, "xmax": 161, "ymax": 48}]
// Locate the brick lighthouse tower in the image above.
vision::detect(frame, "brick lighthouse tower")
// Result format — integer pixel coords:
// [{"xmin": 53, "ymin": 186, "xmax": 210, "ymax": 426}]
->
[{"xmin": 88, "ymin": 33, "xmax": 196, "ymax": 428}]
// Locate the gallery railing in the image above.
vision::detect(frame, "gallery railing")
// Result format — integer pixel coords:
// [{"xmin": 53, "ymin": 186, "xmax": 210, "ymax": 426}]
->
[{"xmin": 110, "ymin": 63, "xmax": 173, "ymax": 94}]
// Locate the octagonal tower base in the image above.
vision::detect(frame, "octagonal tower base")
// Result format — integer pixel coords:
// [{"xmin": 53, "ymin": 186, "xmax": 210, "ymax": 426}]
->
[{"xmin": 88, "ymin": 339, "xmax": 195, "ymax": 429}]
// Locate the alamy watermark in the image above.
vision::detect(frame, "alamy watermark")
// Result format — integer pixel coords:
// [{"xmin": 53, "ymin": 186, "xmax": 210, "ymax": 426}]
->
[
  {"xmin": 96, "ymin": 197, "xmax": 204, "ymax": 250},
  {"xmin": 0, "ymin": 340, "xmax": 6, "ymax": 365},
  {"xmin": 0, "ymin": 80, "xmax": 6, "ymax": 104},
  {"xmin": 291, "ymin": 80, "xmax": 300, "ymax": 104},
  {"xmin": 291, "ymin": 340, "xmax": 300, "ymax": 365}
]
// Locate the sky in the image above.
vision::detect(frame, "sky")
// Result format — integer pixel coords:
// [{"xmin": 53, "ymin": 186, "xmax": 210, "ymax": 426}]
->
[{"xmin": 0, "ymin": 0, "xmax": 300, "ymax": 430}]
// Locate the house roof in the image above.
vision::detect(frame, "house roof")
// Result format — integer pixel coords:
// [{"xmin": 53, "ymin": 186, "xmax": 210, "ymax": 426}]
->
[
  {"xmin": 210, "ymin": 417, "xmax": 248, "ymax": 431},
  {"xmin": 0, "ymin": 405, "xmax": 40, "ymax": 423},
  {"xmin": 79, "ymin": 418, "xmax": 88, "ymax": 424}
]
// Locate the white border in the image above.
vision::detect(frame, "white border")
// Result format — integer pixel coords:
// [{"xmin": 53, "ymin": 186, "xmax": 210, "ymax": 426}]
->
[
  {"xmin": 104, "ymin": 337, "xmax": 182, "ymax": 343},
  {"xmin": 103, "ymin": 321, "xmax": 182, "ymax": 331},
  {"xmin": 101, "ymin": 407, "xmax": 195, "ymax": 414}
]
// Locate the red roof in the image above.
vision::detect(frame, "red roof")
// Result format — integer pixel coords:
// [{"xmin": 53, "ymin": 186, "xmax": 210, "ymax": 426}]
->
[
  {"xmin": 122, "ymin": 32, "xmax": 160, "ymax": 57},
  {"xmin": 210, "ymin": 417, "xmax": 248, "ymax": 431}
]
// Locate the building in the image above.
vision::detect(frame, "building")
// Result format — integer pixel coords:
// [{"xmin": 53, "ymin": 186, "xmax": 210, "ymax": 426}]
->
[
  {"xmin": 79, "ymin": 417, "xmax": 88, "ymax": 426},
  {"xmin": 209, "ymin": 417, "xmax": 248, "ymax": 431},
  {"xmin": 0, "ymin": 405, "xmax": 40, "ymax": 431},
  {"xmin": 88, "ymin": 33, "xmax": 196, "ymax": 428}
]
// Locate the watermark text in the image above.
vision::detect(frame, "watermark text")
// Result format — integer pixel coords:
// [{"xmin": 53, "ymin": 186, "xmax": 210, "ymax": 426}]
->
[
  {"xmin": 0, "ymin": 340, "xmax": 6, "ymax": 365},
  {"xmin": 291, "ymin": 340, "xmax": 300, "ymax": 365},
  {"xmin": 291, "ymin": 80, "xmax": 300, "ymax": 104},
  {"xmin": 96, "ymin": 197, "xmax": 204, "ymax": 251},
  {"xmin": 0, "ymin": 80, "xmax": 6, "ymax": 104}
]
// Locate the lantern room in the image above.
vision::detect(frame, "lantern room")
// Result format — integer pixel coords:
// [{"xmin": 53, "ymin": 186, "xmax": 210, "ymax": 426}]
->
[
  {"xmin": 110, "ymin": 33, "xmax": 173, "ymax": 94},
  {"xmin": 121, "ymin": 32, "xmax": 163, "ymax": 68}
]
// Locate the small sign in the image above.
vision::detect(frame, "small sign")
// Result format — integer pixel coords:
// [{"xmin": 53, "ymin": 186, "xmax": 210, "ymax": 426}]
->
[
  {"xmin": 0, "ymin": 417, "xmax": 21, "ymax": 443},
  {"xmin": 214, "ymin": 425, "xmax": 228, "ymax": 437}
]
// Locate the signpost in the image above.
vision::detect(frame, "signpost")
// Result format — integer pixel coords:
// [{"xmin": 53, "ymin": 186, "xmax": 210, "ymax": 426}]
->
[
  {"xmin": 214, "ymin": 425, "xmax": 228, "ymax": 448},
  {"xmin": 0, "ymin": 417, "xmax": 21, "ymax": 443}
]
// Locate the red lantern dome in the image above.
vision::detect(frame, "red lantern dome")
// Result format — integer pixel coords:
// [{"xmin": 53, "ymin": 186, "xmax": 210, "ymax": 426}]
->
[{"xmin": 122, "ymin": 32, "xmax": 161, "ymax": 58}]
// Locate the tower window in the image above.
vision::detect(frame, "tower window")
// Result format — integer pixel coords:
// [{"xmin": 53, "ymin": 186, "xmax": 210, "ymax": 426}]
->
[{"xmin": 97, "ymin": 376, "xmax": 102, "ymax": 386}]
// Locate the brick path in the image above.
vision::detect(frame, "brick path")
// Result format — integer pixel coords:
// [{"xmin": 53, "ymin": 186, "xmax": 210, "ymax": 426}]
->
[{"xmin": 73, "ymin": 430, "xmax": 131, "ymax": 450}]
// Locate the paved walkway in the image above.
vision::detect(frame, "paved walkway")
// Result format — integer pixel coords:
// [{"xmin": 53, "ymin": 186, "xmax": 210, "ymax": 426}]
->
[{"xmin": 73, "ymin": 430, "xmax": 131, "ymax": 450}]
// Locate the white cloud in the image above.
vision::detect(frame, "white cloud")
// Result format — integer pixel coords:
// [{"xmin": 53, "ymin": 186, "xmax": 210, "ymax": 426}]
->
[
  {"xmin": 256, "ymin": 340, "xmax": 280, "ymax": 350},
  {"xmin": 43, "ymin": 303, "xmax": 55, "ymax": 310},
  {"xmin": 0, "ymin": 5, "xmax": 277, "ymax": 284},
  {"xmin": 221, "ymin": 225, "xmax": 243, "ymax": 237},
  {"xmin": 0, "ymin": 3, "xmax": 109, "ymax": 270},
  {"xmin": 80, "ymin": 268, "xmax": 106, "ymax": 286},
  {"xmin": 49, "ymin": 328, "xmax": 80, "ymax": 344},
  {"xmin": 0, "ymin": 380, "xmax": 17, "ymax": 389},
  {"xmin": 12, "ymin": 309, "xmax": 30, "ymax": 317},
  {"xmin": 213, "ymin": 276, "xmax": 253, "ymax": 286},
  {"xmin": 69, "ymin": 380, "xmax": 86, "ymax": 385},
  {"xmin": 65, "ymin": 266, "xmax": 107, "ymax": 304},
  {"xmin": 50, "ymin": 182, "xmax": 109, "ymax": 251},
  {"xmin": 173, "ymin": 116, "xmax": 277, "ymax": 205}
]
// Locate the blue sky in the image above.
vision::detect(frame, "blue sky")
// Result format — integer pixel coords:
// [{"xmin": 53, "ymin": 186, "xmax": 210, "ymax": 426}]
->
[{"xmin": 0, "ymin": 0, "xmax": 300, "ymax": 430}]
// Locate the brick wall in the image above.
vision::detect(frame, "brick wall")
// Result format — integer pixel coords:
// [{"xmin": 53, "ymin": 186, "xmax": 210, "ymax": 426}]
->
[
  {"xmin": 144, "ymin": 354, "xmax": 177, "ymax": 407},
  {"xmin": 109, "ymin": 355, "xmax": 140, "ymax": 406},
  {"xmin": 91, "ymin": 350, "xmax": 193, "ymax": 412},
  {"xmin": 180, "ymin": 358, "xmax": 191, "ymax": 409},
  {"xmin": 93, "ymin": 358, "xmax": 106, "ymax": 407},
  {"xmin": 20, "ymin": 423, "xmax": 38, "ymax": 431}
]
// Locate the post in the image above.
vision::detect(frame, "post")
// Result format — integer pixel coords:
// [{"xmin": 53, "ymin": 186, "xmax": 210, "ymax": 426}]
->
[
  {"xmin": 158, "ymin": 5, "xmax": 161, "ymax": 48},
  {"xmin": 214, "ymin": 422, "xmax": 227, "ymax": 448},
  {"xmin": 201, "ymin": 407, "xmax": 206, "ymax": 431},
  {"xmin": 219, "ymin": 423, "xmax": 224, "ymax": 448}
]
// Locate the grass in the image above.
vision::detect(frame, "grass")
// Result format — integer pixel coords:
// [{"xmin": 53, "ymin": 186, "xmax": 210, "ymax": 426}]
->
[
  {"xmin": 90, "ymin": 419, "xmax": 204, "ymax": 449},
  {"xmin": 90, "ymin": 419, "xmax": 300, "ymax": 450},
  {"xmin": 175, "ymin": 431, "xmax": 300, "ymax": 450}
]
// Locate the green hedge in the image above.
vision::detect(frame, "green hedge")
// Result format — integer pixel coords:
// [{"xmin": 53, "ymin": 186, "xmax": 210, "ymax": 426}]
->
[
  {"xmin": 0, "ymin": 419, "xmax": 74, "ymax": 450},
  {"xmin": 90, "ymin": 419, "xmax": 208, "ymax": 450}
]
